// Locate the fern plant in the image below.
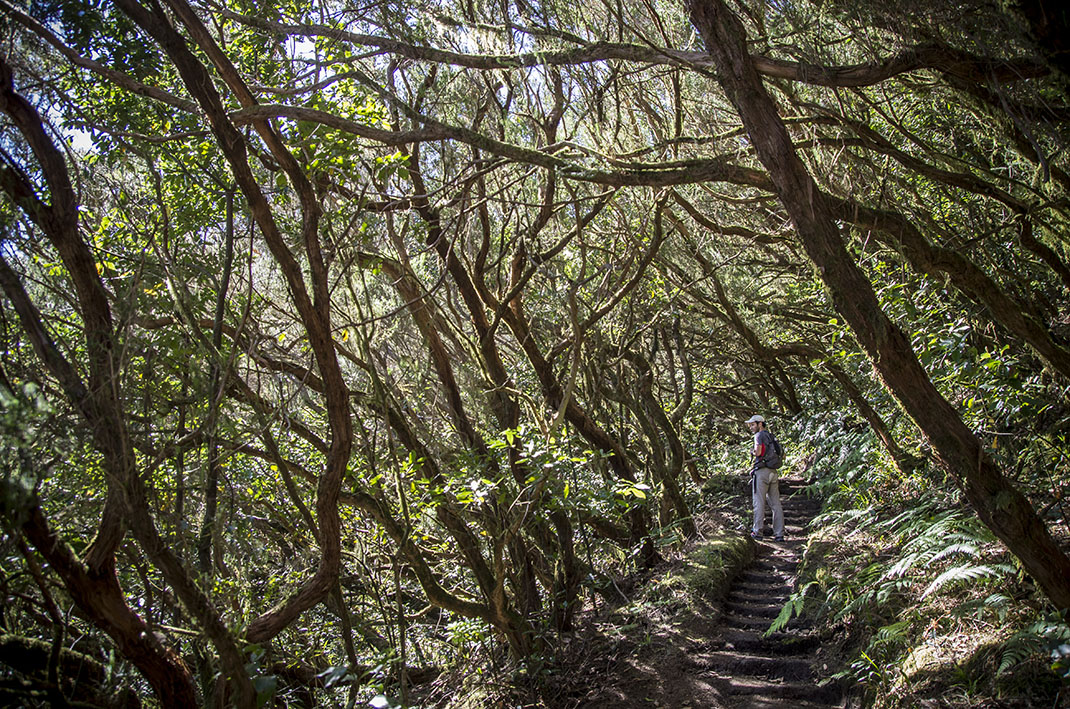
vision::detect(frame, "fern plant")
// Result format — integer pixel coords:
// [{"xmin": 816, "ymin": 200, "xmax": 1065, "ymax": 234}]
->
[
  {"xmin": 998, "ymin": 618, "xmax": 1070, "ymax": 680},
  {"xmin": 798, "ymin": 467, "xmax": 1029, "ymax": 695},
  {"xmin": 766, "ymin": 581, "xmax": 818, "ymax": 634}
]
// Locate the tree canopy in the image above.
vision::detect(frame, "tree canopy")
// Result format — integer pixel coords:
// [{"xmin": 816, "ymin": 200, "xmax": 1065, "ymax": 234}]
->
[{"xmin": 1, "ymin": 0, "xmax": 1068, "ymax": 705}]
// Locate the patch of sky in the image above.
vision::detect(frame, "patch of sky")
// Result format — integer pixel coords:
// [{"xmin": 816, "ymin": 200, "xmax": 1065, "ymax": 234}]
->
[
  {"xmin": 286, "ymin": 34, "xmax": 317, "ymax": 62},
  {"xmin": 67, "ymin": 127, "xmax": 95, "ymax": 153}
]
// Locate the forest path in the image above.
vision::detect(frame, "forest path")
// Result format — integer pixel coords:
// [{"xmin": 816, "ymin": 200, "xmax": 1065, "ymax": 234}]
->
[
  {"xmin": 580, "ymin": 477, "xmax": 845, "ymax": 708},
  {"xmin": 694, "ymin": 478, "xmax": 843, "ymax": 708}
]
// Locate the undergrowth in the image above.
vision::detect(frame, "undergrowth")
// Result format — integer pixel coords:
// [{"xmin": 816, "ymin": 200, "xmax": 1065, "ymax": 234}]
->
[
  {"xmin": 781, "ymin": 413, "xmax": 1070, "ymax": 708},
  {"xmin": 421, "ymin": 407, "xmax": 1070, "ymax": 708}
]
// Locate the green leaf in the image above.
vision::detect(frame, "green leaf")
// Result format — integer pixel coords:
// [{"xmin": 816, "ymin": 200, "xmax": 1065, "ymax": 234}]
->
[{"xmin": 252, "ymin": 676, "xmax": 277, "ymax": 707}]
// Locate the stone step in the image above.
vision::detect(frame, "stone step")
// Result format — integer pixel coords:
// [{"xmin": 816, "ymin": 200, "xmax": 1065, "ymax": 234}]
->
[
  {"xmin": 725, "ymin": 598, "xmax": 790, "ymax": 612},
  {"xmin": 762, "ymin": 549, "xmax": 799, "ymax": 561},
  {"xmin": 714, "ymin": 628, "xmax": 822, "ymax": 655},
  {"xmin": 782, "ymin": 499, "xmax": 821, "ymax": 509},
  {"xmin": 732, "ymin": 579, "xmax": 789, "ymax": 593},
  {"xmin": 752, "ymin": 527, "xmax": 809, "ymax": 538},
  {"xmin": 723, "ymin": 600, "xmax": 784, "ymax": 619},
  {"xmin": 783, "ymin": 495, "xmax": 821, "ymax": 504},
  {"xmin": 736, "ymin": 570, "xmax": 794, "ymax": 586},
  {"xmin": 700, "ymin": 650, "xmax": 815, "ymax": 681},
  {"xmin": 781, "ymin": 489, "xmax": 819, "ymax": 499},
  {"xmin": 706, "ymin": 675, "xmax": 842, "ymax": 704},
  {"xmin": 781, "ymin": 498, "xmax": 818, "ymax": 508},
  {"xmin": 715, "ymin": 698, "xmax": 840, "ymax": 709},
  {"xmin": 782, "ymin": 513, "xmax": 815, "ymax": 522},
  {"xmin": 720, "ymin": 613, "xmax": 813, "ymax": 632},
  {"xmin": 751, "ymin": 558, "xmax": 799, "ymax": 574},
  {"xmin": 725, "ymin": 588, "xmax": 789, "ymax": 605},
  {"xmin": 755, "ymin": 517, "xmax": 811, "ymax": 527}
]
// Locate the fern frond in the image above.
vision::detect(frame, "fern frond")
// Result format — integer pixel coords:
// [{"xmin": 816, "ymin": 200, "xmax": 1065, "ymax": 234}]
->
[
  {"xmin": 766, "ymin": 581, "xmax": 817, "ymax": 635},
  {"xmin": 999, "ymin": 637, "xmax": 1040, "ymax": 675},
  {"xmin": 882, "ymin": 551, "xmax": 932, "ymax": 580},
  {"xmin": 875, "ymin": 578, "xmax": 910, "ymax": 605},
  {"xmin": 996, "ymin": 619, "xmax": 1068, "ymax": 676},
  {"xmin": 981, "ymin": 593, "xmax": 1011, "ymax": 608},
  {"xmin": 920, "ymin": 563, "xmax": 1012, "ymax": 599},
  {"xmin": 877, "ymin": 504, "xmax": 935, "ymax": 531},
  {"xmin": 875, "ymin": 619, "xmax": 911, "ymax": 643},
  {"xmin": 929, "ymin": 543, "xmax": 980, "ymax": 564},
  {"xmin": 903, "ymin": 529, "xmax": 979, "ymax": 553},
  {"xmin": 767, "ymin": 599, "xmax": 795, "ymax": 635}
]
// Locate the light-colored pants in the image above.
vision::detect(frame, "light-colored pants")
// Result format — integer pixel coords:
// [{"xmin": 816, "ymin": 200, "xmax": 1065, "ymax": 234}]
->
[{"xmin": 752, "ymin": 467, "xmax": 784, "ymax": 536}]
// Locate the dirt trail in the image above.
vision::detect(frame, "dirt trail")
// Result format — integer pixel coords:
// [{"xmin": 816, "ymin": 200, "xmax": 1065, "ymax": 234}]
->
[{"xmin": 580, "ymin": 476, "xmax": 844, "ymax": 708}]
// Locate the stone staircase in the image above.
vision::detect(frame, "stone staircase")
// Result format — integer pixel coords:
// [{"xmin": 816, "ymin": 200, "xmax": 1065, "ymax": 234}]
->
[{"xmin": 695, "ymin": 477, "xmax": 844, "ymax": 708}]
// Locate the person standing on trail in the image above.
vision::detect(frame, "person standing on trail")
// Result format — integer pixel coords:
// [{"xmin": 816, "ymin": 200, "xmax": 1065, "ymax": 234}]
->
[{"xmin": 745, "ymin": 414, "xmax": 784, "ymax": 542}]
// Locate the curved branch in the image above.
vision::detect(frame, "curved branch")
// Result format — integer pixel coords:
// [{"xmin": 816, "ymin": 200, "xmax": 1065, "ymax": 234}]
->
[
  {"xmin": 0, "ymin": 0, "xmax": 198, "ymax": 113},
  {"xmin": 220, "ymin": 9, "xmax": 1046, "ymax": 87}
]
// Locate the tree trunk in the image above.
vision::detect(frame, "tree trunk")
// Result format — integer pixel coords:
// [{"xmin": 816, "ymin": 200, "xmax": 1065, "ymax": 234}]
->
[
  {"xmin": 20, "ymin": 507, "xmax": 199, "ymax": 706},
  {"xmin": 688, "ymin": 0, "xmax": 1070, "ymax": 612},
  {"xmin": 617, "ymin": 350, "xmax": 696, "ymax": 537}
]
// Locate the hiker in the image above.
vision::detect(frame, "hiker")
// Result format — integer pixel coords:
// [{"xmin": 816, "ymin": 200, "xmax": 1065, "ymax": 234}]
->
[{"xmin": 745, "ymin": 414, "xmax": 784, "ymax": 541}]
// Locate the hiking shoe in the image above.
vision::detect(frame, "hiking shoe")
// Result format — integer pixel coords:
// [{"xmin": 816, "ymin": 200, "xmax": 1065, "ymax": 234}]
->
[
  {"xmin": 774, "ymin": 535, "xmax": 785, "ymax": 542},
  {"xmin": 749, "ymin": 531, "xmax": 762, "ymax": 539}
]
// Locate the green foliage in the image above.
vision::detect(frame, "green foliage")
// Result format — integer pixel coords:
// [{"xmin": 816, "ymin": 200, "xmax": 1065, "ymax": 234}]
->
[
  {"xmin": 998, "ymin": 618, "xmax": 1070, "ymax": 680},
  {"xmin": 3, "ymin": 0, "xmax": 1070, "ymax": 706},
  {"xmin": 0, "ymin": 382, "xmax": 57, "ymax": 529},
  {"xmin": 244, "ymin": 645, "xmax": 279, "ymax": 708},
  {"xmin": 798, "ymin": 406, "xmax": 1067, "ymax": 707},
  {"xmin": 767, "ymin": 581, "xmax": 819, "ymax": 634},
  {"xmin": 678, "ymin": 535, "xmax": 752, "ymax": 600}
]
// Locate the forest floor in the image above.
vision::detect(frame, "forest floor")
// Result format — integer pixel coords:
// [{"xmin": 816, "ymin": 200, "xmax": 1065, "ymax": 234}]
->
[{"xmin": 554, "ymin": 476, "xmax": 848, "ymax": 708}]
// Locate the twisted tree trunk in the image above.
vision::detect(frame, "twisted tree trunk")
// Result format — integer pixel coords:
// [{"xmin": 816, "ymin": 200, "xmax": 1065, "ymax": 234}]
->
[{"xmin": 687, "ymin": 0, "xmax": 1070, "ymax": 612}]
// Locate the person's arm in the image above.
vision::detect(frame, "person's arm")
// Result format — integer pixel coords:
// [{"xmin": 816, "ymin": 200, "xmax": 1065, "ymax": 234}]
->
[{"xmin": 753, "ymin": 432, "xmax": 765, "ymax": 459}]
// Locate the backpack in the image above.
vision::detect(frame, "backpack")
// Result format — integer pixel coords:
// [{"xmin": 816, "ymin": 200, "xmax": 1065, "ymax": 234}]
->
[{"xmin": 763, "ymin": 434, "xmax": 784, "ymax": 469}]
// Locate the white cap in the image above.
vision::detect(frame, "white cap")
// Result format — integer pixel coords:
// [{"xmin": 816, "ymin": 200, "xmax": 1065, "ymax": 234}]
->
[{"xmin": 745, "ymin": 414, "xmax": 765, "ymax": 424}]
